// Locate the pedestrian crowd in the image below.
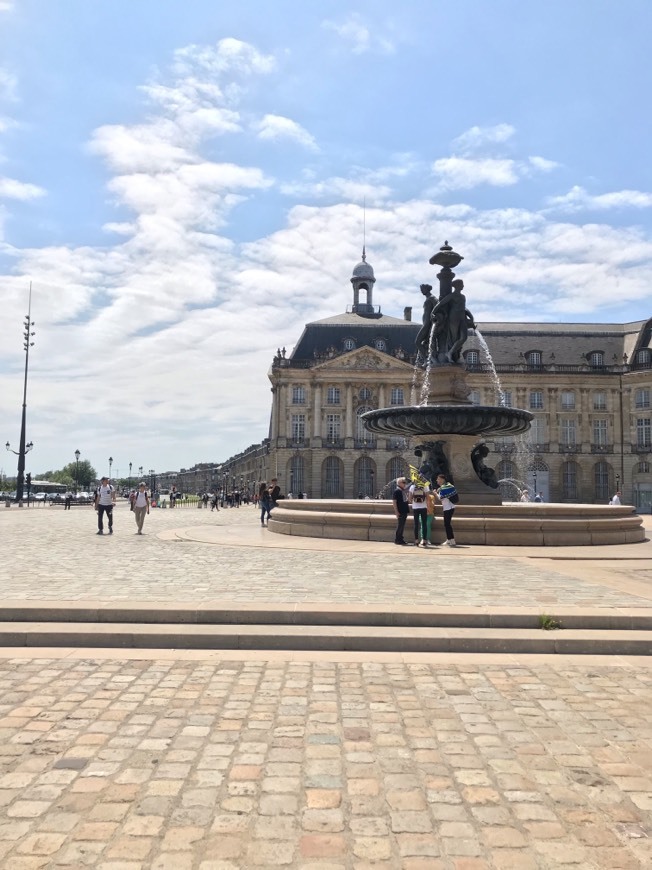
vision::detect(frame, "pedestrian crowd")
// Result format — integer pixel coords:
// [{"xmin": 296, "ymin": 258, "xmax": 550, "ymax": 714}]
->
[{"xmin": 393, "ymin": 473, "xmax": 459, "ymax": 548}]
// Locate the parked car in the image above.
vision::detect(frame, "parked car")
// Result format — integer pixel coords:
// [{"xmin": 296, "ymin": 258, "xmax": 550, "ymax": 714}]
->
[{"xmin": 33, "ymin": 492, "xmax": 47, "ymax": 501}]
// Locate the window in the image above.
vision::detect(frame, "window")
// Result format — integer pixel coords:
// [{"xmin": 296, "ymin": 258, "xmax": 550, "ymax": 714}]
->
[
  {"xmin": 355, "ymin": 456, "xmax": 375, "ymax": 498},
  {"xmin": 637, "ymin": 461, "xmax": 650, "ymax": 474},
  {"xmin": 529, "ymin": 417, "xmax": 546, "ymax": 445},
  {"xmin": 390, "ymin": 387, "xmax": 404, "ymax": 406},
  {"xmin": 326, "ymin": 414, "xmax": 341, "ymax": 441},
  {"xmin": 529, "ymin": 390, "xmax": 544, "ymax": 410},
  {"xmin": 497, "ymin": 460, "xmax": 515, "ymax": 481},
  {"xmin": 593, "ymin": 391, "xmax": 607, "ymax": 410},
  {"xmin": 589, "ymin": 351, "xmax": 604, "ymax": 368},
  {"xmin": 637, "ymin": 418, "xmax": 651, "ymax": 449},
  {"xmin": 289, "ymin": 455, "xmax": 305, "ymax": 495},
  {"xmin": 387, "ymin": 456, "xmax": 405, "ymax": 485},
  {"xmin": 327, "ymin": 386, "xmax": 340, "ymax": 405},
  {"xmin": 500, "ymin": 390, "xmax": 512, "ymax": 408},
  {"xmin": 356, "ymin": 407, "xmax": 372, "ymax": 442},
  {"xmin": 291, "ymin": 414, "xmax": 305, "ymax": 442},
  {"xmin": 343, "ymin": 338, "xmax": 356, "ymax": 351},
  {"xmin": 359, "ymin": 386, "xmax": 372, "ymax": 401},
  {"xmin": 561, "ymin": 391, "xmax": 575, "ymax": 410},
  {"xmin": 635, "ymin": 389, "xmax": 650, "ymax": 409},
  {"xmin": 636, "ymin": 349, "xmax": 651, "ymax": 365},
  {"xmin": 592, "ymin": 419, "xmax": 607, "ymax": 446},
  {"xmin": 466, "ymin": 350, "xmax": 480, "ymax": 367},
  {"xmin": 562, "ymin": 461, "xmax": 579, "ymax": 500},
  {"xmin": 323, "ymin": 456, "xmax": 342, "ymax": 498},
  {"xmin": 469, "ymin": 390, "xmax": 481, "ymax": 405},
  {"xmin": 291, "ymin": 385, "xmax": 305, "ymax": 404},
  {"xmin": 560, "ymin": 418, "xmax": 576, "ymax": 445},
  {"xmin": 594, "ymin": 462, "xmax": 609, "ymax": 501},
  {"xmin": 526, "ymin": 350, "xmax": 542, "ymax": 368},
  {"xmin": 374, "ymin": 338, "xmax": 387, "ymax": 352}
]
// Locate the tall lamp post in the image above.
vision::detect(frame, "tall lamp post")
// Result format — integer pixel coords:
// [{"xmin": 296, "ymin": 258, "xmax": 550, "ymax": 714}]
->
[
  {"xmin": 149, "ymin": 469, "xmax": 155, "ymax": 496},
  {"xmin": 6, "ymin": 440, "xmax": 33, "ymax": 503},
  {"xmin": 128, "ymin": 462, "xmax": 132, "ymax": 490},
  {"xmin": 6, "ymin": 284, "xmax": 35, "ymax": 503},
  {"xmin": 108, "ymin": 456, "xmax": 113, "ymax": 480},
  {"xmin": 138, "ymin": 466, "xmax": 143, "ymax": 481},
  {"xmin": 616, "ymin": 473, "xmax": 621, "ymax": 497},
  {"xmin": 533, "ymin": 470, "xmax": 538, "ymax": 500},
  {"xmin": 370, "ymin": 468, "xmax": 375, "ymax": 499},
  {"xmin": 74, "ymin": 449, "xmax": 80, "ymax": 495}
]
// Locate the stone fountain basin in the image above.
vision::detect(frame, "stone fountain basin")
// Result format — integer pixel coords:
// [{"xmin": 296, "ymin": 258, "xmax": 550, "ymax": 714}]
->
[
  {"xmin": 362, "ymin": 404, "xmax": 533, "ymax": 437},
  {"xmin": 268, "ymin": 501, "xmax": 646, "ymax": 546}
]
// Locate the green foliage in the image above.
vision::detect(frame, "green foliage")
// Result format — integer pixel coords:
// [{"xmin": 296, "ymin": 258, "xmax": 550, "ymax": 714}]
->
[
  {"xmin": 39, "ymin": 460, "xmax": 97, "ymax": 489},
  {"xmin": 539, "ymin": 614, "xmax": 562, "ymax": 631}
]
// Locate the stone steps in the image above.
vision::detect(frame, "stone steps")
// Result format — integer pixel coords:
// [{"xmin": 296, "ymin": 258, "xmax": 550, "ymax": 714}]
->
[{"xmin": 0, "ymin": 606, "xmax": 650, "ymax": 654}]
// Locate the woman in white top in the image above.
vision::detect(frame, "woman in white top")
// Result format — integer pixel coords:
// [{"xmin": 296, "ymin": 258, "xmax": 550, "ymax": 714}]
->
[{"xmin": 133, "ymin": 482, "xmax": 150, "ymax": 534}]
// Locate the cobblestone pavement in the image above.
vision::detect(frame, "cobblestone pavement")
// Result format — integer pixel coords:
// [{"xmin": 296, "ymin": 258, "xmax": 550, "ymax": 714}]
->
[
  {"xmin": 0, "ymin": 656, "xmax": 651, "ymax": 869},
  {"xmin": 2, "ymin": 504, "xmax": 652, "ymax": 608}
]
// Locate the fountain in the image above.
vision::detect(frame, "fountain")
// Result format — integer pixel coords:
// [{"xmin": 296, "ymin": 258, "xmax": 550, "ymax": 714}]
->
[{"xmin": 269, "ymin": 242, "xmax": 645, "ymax": 545}]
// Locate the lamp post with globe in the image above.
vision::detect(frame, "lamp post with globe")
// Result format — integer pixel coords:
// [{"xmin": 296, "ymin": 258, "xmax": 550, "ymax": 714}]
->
[{"xmin": 74, "ymin": 449, "xmax": 80, "ymax": 495}]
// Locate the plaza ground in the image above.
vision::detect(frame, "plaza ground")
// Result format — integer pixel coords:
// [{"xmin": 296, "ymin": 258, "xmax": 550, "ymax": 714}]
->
[{"xmin": 0, "ymin": 502, "xmax": 651, "ymax": 868}]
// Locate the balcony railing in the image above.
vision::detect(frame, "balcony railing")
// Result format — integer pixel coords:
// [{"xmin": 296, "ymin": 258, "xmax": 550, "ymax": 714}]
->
[
  {"xmin": 289, "ymin": 438, "xmax": 307, "ymax": 448},
  {"xmin": 590, "ymin": 444, "xmax": 613, "ymax": 454},
  {"xmin": 324, "ymin": 438, "xmax": 345, "ymax": 449},
  {"xmin": 559, "ymin": 444, "xmax": 582, "ymax": 453},
  {"xmin": 354, "ymin": 439, "xmax": 377, "ymax": 450},
  {"xmin": 632, "ymin": 443, "xmax": 652, "ymax": 454},
  {"xmin": 387, "ymin": 438, "xmax": 409, "ymax": 451}
]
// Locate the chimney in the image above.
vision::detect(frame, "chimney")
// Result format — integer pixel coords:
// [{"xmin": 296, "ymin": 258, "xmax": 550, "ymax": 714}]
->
[{"xmin": 403, "ymin": 306, "xmax": 412, "ymax": 322}]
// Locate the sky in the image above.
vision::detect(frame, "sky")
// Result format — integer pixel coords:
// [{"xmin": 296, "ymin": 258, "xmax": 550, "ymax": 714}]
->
[{"xmin": 1, "ymin": 0, "xmax": 652, "ymax": 479}]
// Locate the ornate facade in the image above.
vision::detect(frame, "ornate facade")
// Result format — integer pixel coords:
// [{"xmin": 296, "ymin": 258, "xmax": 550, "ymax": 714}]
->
[{"xmin": 218, "ymin": 253, "xmax": 652, "ymax": 509}]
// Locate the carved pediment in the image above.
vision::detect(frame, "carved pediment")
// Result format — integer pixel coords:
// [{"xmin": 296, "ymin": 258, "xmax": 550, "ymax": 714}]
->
[{"xmin": 315, "ymin": 348, "xmax": 414, "ymax": 372}]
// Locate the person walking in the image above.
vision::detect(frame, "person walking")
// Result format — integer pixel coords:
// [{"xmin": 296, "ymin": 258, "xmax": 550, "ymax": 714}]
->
[
  {"xmin": 64, "ymin": 490, "xmax": 73, "ymax": 510},
  {"xmin": 259, "ymin": 481, "xmax": 272, "ymax": 526},
  {"xmin": 435, "ymin": 473, "xmax": 458, "ymax": 547},
  {"xmin": 409, "ymin": 478, "xmax": 430, "ymax": 547},
  {"xmin": 393, "ymin": 477, "xmax": 410, "ymax": 545},
  {"xmin": 609, "ymin": 491, "xmax": 622, "ymax": 506},
  {"xmin": 94, "ymin": 476, "xmax": 116, "ymax": 535},
  {"xmin": 132, "ymin": 482, "xmax": 150, "ymax": 534}
]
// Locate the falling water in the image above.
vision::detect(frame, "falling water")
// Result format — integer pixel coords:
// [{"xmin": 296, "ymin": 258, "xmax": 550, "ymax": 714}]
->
[
  {"xmin": 419, "ymin": 326, "xmax": 437, "ymax": 405},
  {"xmin": 474, "ymin": 328, "xmax": 505, "ymax": 405},
  {"xmin": 410, "ymin": 353, "xmax": 422, "ymax": 405}
]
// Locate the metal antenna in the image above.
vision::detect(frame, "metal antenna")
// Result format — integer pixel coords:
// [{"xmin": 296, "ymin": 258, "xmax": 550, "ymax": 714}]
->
[{"xmin": 362, "ymin": 197, "xmax": 366, "ymax": 261}]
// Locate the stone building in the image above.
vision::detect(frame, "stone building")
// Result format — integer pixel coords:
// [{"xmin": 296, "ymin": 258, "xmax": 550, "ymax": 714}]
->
[{"xmin": 218, "ymin": 253, "xmax": 652, "ymax": 509}]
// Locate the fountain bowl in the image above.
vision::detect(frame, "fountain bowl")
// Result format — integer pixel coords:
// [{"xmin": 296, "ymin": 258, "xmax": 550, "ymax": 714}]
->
[{"xmin": 362, "ymin": 404, "xmax": 532, "ymax": 438}]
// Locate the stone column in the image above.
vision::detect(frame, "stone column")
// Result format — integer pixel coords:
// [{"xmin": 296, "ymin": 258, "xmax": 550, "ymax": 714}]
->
[
  {"xmin": 313, "ymin": 385, "xmax": 321, "ymax": 439},
  {"xmin": 345, "ymin": 385, "xmax": 354, "ymax": 441}
]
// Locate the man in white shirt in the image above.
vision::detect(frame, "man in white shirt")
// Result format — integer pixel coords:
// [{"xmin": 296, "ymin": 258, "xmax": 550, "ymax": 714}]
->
[
  {"xmin": 610, "ymin": 491, "xmax": 622, "ymax": 506},
  {"xmin": 94, "ymin": 476, "xmax": 116, "ymax": 535}
]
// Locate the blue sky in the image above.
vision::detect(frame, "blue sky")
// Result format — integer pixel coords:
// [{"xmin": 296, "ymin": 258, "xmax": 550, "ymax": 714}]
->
[{"xmin": 1, "ymin": 0, "xmax": 652, "ymax": 476}]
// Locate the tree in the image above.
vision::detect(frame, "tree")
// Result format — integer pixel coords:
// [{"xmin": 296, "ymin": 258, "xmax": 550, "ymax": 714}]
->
[{"xmin": 41, "ymin": 460, "xmax": 97, "ymax": 490}]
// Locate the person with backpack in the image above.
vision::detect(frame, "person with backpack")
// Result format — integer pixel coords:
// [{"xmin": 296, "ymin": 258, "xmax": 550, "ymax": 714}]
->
[
  {"xmin": 409, "ymin": 478, "xmax": 430, "ymax": 547},
  {"xmin": 435, "ymin": 473, "xmax": 459, "ymax": 547},
  {"xmin": 132, "ymin": 482, "xmax": 150, "ymax": 534},
  {"xmin": 94, "ymin": 476, "xmax": 116, "ymax": 535}
]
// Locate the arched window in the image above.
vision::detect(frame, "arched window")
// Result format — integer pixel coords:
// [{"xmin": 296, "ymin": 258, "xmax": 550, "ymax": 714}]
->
[
  {"xmin": 355, "ymin": 456, "xmax": 376, "ymax": 498},
  {"xmin": 322, "ymin": 456, "xmax": 343, "ymax": 498},
  {"xmin": 466, "ymin": 350, "xmax": 480, "ymax": 367},
  {"xmin": 288, "ymin": 455, "xmax": 305, "ymax": 496},
  {"xmin": 589, "ymin": 351, "xmax": 604, "ymax": 368},
  {"xmin": 562, "ymin": 461, "xmax": 579, "ymax": 500},
  {"xmin": 497, "ymin": 459, "xmax": 515, "ymax": 481},
  {"xmin": 343, "ymin": 338, "xmax": 356, "ymax": 351},
  {"xmin": 594, "ymin": 462, "xmax": 610, "ymax": 501},
  {"xmin": 386, "ymin": 457, "xmax": 405, "ymax": 488},
  {"xmin": 526, "ymin": 350, "xmax": 542, "ymax": 368}
]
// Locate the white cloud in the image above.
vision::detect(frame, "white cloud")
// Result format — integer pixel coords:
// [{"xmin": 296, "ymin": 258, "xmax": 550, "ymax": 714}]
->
[
  {"xmin": 172, "ymin": 37, "xmax": 276, "ymax": 79},
  {"xmin": 452, "ymin": 124, "xmax": 515, "ymax": 153},
  {"xmin": 528, "ymin": 155, "xmax": 559, "ymax": 172},
  {"xmin": 257, "ymin": 114, "xmax": 318, "ymax": 151},
  {"xmin": 281, "ymin": 176, "xmax": 391, "ymax": 205},
  {"xmin": 0, "ymin": 177, "xmax": 45, "ymax": 199},
  {"xmin": 432, "ymin": 157, "xmax": 520, "ymax": 190},
  {"xmin": 0, "ymin": 2, "xmax": 13, "ymax": 12},
  {"xmin": 322, "ymin": 13, "xmax": 395, "ymax": 55},
  {"xmin": 0, "ymin": 68, "xmax": 17, "ymax": 102},
  {"xmin": 546, "ymin": 185, "xmax": 652, "ymax": 213}
]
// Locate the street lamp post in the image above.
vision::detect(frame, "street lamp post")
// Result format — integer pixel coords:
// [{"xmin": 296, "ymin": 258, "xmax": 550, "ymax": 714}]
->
[
  {"xmin": 74, "ymin": 449, "xmax": 80, "ymax": 495},
  {"xmin": 149, "ymin": 469, "xmax": 155, "ymax": 496},
  {"xmin": 533, "ymin": 471, "xmax": 538, "ymax": 499},
  {"xmin": 138, "ymin": 466, "xmax": 143, "ymax": 481},
  {"xmin": 6, "ymin": 284, "xmax": 35, "ymax": 503},
  {"xmin": 128, "ymin": 462, "xmax": 132, "ymax": 490},
  {"xmin": 108, "ymin": 456, "xmax": 113, "ymax": 480},
  {"xmin": 370, "ymin": 468, "xmax": 375, "ymax": 498},
  {"xmin": 616, "ymin": 472, "xmax": 621, "ymax": 496}
]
